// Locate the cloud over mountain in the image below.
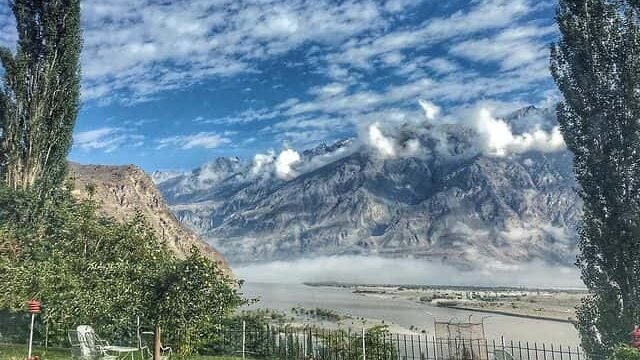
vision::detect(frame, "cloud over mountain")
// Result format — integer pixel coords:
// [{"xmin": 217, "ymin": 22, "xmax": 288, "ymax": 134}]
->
[
  {"xmin": 154, "ymin": 105, "xmax": 580, "ymax": 269},
  {"xmin": 37, "ymin": 0, "xmax": 561, "ymax": 172},
  {"xmin": 360, "ymin": 100, "xmax": 565, "ymax": 160}
]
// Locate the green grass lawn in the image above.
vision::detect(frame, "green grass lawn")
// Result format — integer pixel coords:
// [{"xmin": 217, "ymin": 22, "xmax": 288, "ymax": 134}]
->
[
  {"xmin": 0, "ymin": 343, "xmax": 247, "ymax": 360},
  {"xmin": 0, "ymin": 344, "xmax": 68, "ymax": 360}
]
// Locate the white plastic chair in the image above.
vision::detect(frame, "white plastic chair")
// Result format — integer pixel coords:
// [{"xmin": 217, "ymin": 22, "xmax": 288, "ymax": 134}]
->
[
  {"xmin": 70, "ymin": 325, "xmax": 116, "ymax": 360},
  {"xmin": 68, "ymin": 330, "xmax": 85, "ymax": 359}
]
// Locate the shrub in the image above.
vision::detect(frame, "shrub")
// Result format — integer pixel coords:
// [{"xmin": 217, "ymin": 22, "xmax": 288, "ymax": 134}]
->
[
  {"xmin": 0, "ymin": 186, "xmax": 245, "ymax": 354},
  {"xmin": 609, "ymin": 345, "xmax": 640, "ymax": 360}
]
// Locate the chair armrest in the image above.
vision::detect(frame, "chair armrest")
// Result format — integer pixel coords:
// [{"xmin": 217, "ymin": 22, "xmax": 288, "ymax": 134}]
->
[
  {"xmin": 139, "ymin": 345, "xmax": 151, "ymax": 358},
  {"xmin": 96, "ymin": 339, "xmax": 110, "ymax": 347}
]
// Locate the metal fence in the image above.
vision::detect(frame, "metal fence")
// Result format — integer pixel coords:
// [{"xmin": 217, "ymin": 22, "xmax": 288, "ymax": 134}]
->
[
  {"xmin": 0, "ymin": 311, "xmax": 585, "ymax": 360},
  {"xmin": 207, "ymin": 325, "xmax": 585, "ymax": 360}
]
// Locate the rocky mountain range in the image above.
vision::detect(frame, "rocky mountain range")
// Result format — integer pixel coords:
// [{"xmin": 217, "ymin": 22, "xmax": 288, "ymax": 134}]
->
[
  {"xmin": 68, "ymin": 163, "xmax": 230, "ymax": 273},
  {"xmin": 153, "ymin": 105, "xmax": 581, "ymax": 267}
]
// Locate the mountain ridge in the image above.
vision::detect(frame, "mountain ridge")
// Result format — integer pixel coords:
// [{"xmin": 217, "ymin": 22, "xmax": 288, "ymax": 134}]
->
[{"xmin": 154, "ymin": 105, "xmax": 580, "ymax": 268}]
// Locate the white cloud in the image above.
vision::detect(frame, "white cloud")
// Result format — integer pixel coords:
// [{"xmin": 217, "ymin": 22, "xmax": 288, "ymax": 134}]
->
[
  {"xmin": 468, "ymin": 106, "xmax": 565, "ymax": 156},
  {"xmin": 282, "ymin": 78, "xmax": 433, "ymax": 117},
  {"xmin": 300, "ymin": 141, "xmax": 359, "ymax": 171},
  {"xmin": 275, "ymin": 149, "xmax": 302, "ymax": 180},
  {"xmin": 156, "ymin": 131, "xmax": 231, "ymax": 150},
  {"xmin": 383, "ymin": 0, "xmax": 421, "ymax": 13},
  {"xmin": 425, "ymin": 58, "xmax": 459, "ymax": 74},
  {"xmin": 248, "ymin": 148, "xmax": 302, "ymax": 181},
  {"xmin": 328, "ymin": 0, "xmax": 533, "ymax": 69},
  {"xmin": 0, "ymin": 0, "xmax": 398, "ymax": 104},
  {"xmin": 234, "ymin": 255, "xmax": 583, "ymax": 288},
  {"xmin": 309, "ymin": 82, "xmax": 349, "ymax": 97},
  {"xmin": 278, "ymin": 55, "xmax": 553, "ymax": 123},
  {"xmin": 0, "ymin": 0, "xmax": 556, "ymax": 119},
  {"xmin": 502, "ymin": 224, "xmax": 572, "ymax": 245},
  {"xmin": 265, "ymin": 97, "xmax": 564, "ymax": 167},
  {"xmin": 74, "ymin": 127, "xmax": 144, "ymax": 153},
  {"xmin": 0, "ymin": 0, "xmax": 553, "ymax": 107},
  {"xmin": 449, "ymin": 25, "xmax": 556, "ymax": 70},
  {"xmin": 380, "ymin": 51, "xmax": 405, "ymax": 66},
  {"xmin": 251, "ymin": 0, "xmax": 554, "ymax": 150},
  {"xmin": 0, "ymin": 0, "xmax": 561, "ymax": 164},
  {"xmin": 361, "ymin": 118, "xmax": 425, "ymax": 159},
  {"xmin": 248, "ymin": 142, "xmax": 359, "ymax": 182},
  {"xmin": 418, "ymin": 100, "xmax": 440, "ymax": 121},
  {"xmin": 202, "ymin": 108, "xmax": 282, "ymax": 125},
  {"xmin": 77, "ymin": 0, "xmax": 394, "ymax": 103},
  {"xmin": 354, "ymin": 100, "xmax": 565, "ymax": 160},
  {"xmin": 368, "ymin": 123, "xmax": 397, "ymax": 158},
  {"xmin": 250, "ymin": 150, "xmax": 276, "ymax": 177}
]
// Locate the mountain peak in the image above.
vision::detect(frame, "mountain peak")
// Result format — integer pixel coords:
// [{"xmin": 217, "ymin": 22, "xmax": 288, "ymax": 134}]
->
[{"xmin": 504, "ymin": 104, "xmax": 558, "ymax": 134}]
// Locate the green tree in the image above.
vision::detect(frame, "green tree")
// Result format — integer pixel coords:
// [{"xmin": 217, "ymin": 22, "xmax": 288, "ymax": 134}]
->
[
  {"xmin": 149, "ymin": 248, "xmax": 245, "ymax": 356},
  {"xmin": 0, "ymin": 187, "xmax": 172, "ymax": 343},
  {"xmin": 610, "ymin": 345, "xmax": 640, "ymax": 360},
  {"xmin": 550, "ymin": 0, "xmax": 640, "ymax": 357},
  {"xmin": 0, "ymin": 186, "xmax": 245, "ymax": 354},
  {"xmin": 0, "ymin": 0, "xmax": 82, "ymax": 199}
]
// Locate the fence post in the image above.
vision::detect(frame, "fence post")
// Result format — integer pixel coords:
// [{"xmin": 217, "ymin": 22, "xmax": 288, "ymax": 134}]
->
[
  {"xmin": 362, "ymin": 328, "xmax": 366, "ymax": 360},
  {"xmin": 242, "ymin": 320, "xmax": 246, "ymax": 360}
]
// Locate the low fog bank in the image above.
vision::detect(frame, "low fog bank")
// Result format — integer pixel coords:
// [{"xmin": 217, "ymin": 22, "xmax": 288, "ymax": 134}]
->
[{"xmin": 233, "ymin": 256, "xmax": 584, "ymax": 289}]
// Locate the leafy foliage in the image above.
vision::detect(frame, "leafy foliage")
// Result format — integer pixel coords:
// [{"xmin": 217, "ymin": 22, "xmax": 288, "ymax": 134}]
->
[
  {"xmin": 291, "ymin": 307, "xmax": 344, "ymax": 322},
  {"xmin": 318, "ymin": 326, "xmax": 397, "ymax": 360},
  {"xmin": 0, "ymin": 0, "xmax": 244, "ymax": 357},
  {"xmin": 151, "ymin": 249, "xmax": 245, "ymax": 355},
  {"xmin": 0, "ymin": 0, "xmax": 82, "ymax": 200},
  {"xmin": 0, "ymin": 186, "xmax": 245, "ymax": 353},
  {"xmin": 550, "ymin": 1, "xmax": 640, "ymax": 358},
  {"xmin": 610, "ymin": 345, "xmax": 640, "ymax": 360},
  {"xmin": 202, "ymin": 312, "xmax": 276, "ymax": 358}
]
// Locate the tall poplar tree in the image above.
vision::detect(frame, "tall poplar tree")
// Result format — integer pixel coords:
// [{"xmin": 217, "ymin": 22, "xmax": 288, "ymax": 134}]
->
[
  {"xmin": 0, "ymin": 0, "xmax": 82, "ymax": 198},
  {"xmin": 551, "ymin": 1, "xmax": 640, "ymax": 357}
]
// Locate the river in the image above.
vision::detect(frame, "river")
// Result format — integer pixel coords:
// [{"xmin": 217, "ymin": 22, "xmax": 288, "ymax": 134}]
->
[{"xmin": 240, "ymin": 282, "xmax": 581, "ymax": 348}]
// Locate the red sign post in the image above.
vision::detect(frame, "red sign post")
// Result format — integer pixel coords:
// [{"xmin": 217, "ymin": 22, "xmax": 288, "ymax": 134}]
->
[{"xmin": 26, "ymin": 300, "xmax": 41, "ymax": 360}]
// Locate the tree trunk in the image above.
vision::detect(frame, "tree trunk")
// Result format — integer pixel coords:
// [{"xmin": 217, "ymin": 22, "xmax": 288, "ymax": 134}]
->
[{"xmin": 154, "ymin": 325, "xmax": 161, "ymax": 360}]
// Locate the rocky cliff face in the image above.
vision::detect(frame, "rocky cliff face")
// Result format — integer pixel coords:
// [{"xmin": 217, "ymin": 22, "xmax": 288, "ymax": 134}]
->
[
  {"xmin": 68, "ymin": 163, "xmax": 230, "ymax": 273},
  {"xmin": 155, "ymin": 106, "xmax": 582, "ymax": 267}
]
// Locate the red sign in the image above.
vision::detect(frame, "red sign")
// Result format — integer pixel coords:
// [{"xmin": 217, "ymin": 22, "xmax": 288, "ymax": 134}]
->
[{"xmin": 27, "ymin": 300, "xmax": 41, "ymax": 314}]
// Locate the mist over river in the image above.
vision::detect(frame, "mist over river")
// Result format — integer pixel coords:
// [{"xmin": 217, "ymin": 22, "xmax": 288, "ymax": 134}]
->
[{"xmin": 240, "ymin": 282, "xmax": 581, "ymax": 347}]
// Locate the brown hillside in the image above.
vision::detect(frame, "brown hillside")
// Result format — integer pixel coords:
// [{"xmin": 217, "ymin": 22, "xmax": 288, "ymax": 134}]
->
[{"xmin": 68, "ymin": 162, "xmax": 230, "ymax": 274}]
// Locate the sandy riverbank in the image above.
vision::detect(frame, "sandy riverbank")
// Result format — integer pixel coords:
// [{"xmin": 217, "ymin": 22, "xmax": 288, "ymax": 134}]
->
[
  {"xmin": 306, "ymin": 282, "xmax": 586, "ymax": 323},
  {"xmin": 246, "ymin": 307, "xmax": 423, "ymax": 334}
]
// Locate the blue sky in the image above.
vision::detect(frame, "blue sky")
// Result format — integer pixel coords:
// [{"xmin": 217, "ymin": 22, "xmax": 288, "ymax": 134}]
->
[{"xmin": 0, "ymin": 0, "xmax": 559, "ymax": 172}]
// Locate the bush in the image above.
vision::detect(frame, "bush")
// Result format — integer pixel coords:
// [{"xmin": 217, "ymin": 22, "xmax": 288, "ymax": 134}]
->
[
  {"xmin": 0, "ymin": 185, "xmax": 245, "ymax": 354},
  {"xmin": 609, "ymin": 345, "xmax": 640, "ymax": 360},
  {"xmin": 318, "ymin": 326, "xmax": 397, "ymax": 360}
]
